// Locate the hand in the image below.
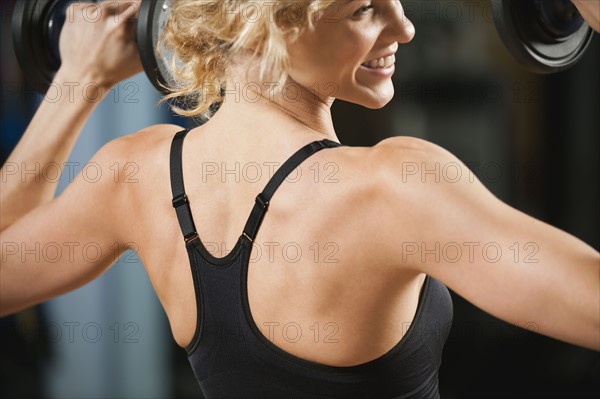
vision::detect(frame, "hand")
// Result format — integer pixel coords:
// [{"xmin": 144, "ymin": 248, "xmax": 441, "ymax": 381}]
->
[
  {"xmin": 571, "ymin": 0, "xmax": 600, "ymax": 33},
  {"xmin": 58, "ymin": 0, "xmax": 144, "ymax": 89}
]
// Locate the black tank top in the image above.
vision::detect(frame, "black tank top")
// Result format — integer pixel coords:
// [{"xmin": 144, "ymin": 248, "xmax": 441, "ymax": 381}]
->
[{"xmin": 169, "ymin": 129, "xmax": 453, "ymax": 398}]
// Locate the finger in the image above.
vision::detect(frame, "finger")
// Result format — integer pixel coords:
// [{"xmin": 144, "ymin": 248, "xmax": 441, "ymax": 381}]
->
[
  {"xmin": 95, "ymin": 1, "xmax": 125, "ymax": 16},
  {"xmin": 75, "ymin": 2, "xmax": 107, "ymax": 22},
  {"xmin": 110, "ymin": 0, "xmax": 142, "ymax": 24},
  {"xmin": 122, "ymin": 1, "xmax": 142, "ymax": 22},
  {"xmin": 65, "ymin": 2, "xmax": 92, "ymax": 22}
]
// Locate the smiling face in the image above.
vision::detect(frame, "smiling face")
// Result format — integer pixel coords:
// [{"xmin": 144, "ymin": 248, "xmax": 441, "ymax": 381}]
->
[{"xmin": 286, "ymin": 0, "xmax": 415, "ymax": 109}]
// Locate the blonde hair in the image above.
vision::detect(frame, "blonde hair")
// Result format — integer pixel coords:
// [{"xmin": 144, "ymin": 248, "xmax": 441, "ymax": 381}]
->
[{"xmin": 159, "ymin": 0, "xmax": 337, "ymax": 119}]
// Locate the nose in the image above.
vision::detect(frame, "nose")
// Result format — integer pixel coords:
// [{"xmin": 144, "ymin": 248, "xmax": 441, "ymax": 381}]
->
[{"xmin": 391, "ymin": 1, "xmax": 416, "ymax": 44}]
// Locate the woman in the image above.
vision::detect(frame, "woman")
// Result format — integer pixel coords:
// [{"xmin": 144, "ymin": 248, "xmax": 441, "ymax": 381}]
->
[{"xmin": 1, "ymin": 0, "xmax": 599, "ymax": 397}]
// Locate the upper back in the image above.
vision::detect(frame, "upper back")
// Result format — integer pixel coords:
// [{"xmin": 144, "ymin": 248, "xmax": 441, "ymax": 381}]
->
[{"xmin": 121, "ymin": 123, "xmax": 446, "ymax": 370}]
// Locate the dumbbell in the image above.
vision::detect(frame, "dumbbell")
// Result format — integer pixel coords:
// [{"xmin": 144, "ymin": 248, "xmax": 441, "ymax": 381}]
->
[
  {"xmin": 11, "ymin": 0, "xmax": 172, "ymax": 94},
  {"xmin": 11, "ymin": 0, "xmax": 598, "ymax": 95},
  {"xmin": 492, "ymin": 0, "xmax": 595, "ymax": 73}
]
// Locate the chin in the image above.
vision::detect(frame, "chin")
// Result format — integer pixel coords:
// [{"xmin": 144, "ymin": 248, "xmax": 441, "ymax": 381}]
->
[
  {"xmin": 355, "ymin": 93, "xmax": 395, "ymax": 110},
  {"xmin": 344, "ymin": 84, "xmax": 395, "ymax": 109},
  {"xmin": 336, "ymin": 82, "xmax": 395, "ymax": 109}
]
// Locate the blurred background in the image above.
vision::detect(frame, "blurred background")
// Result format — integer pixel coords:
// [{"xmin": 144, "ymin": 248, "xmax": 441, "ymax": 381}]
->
[{"xmin": 1, "ymin": 0, "xmax": 598, "ymax": 398}]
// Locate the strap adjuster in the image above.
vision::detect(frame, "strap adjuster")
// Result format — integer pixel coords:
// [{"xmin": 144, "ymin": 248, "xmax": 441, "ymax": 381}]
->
[
  {"xmin": 242, "ymin": 231, "xmax": 253, "ymax": 243},
  {"xmin": 184, "ymin": 232, "xmax": 198, "ymax": 243},
  {"xmin": 172, "ymin": 194, "xmax": 188, "ymax": 208},
  {"xmin": 256, "ymin": 193, "xmax": 269, "ymax": 210}
]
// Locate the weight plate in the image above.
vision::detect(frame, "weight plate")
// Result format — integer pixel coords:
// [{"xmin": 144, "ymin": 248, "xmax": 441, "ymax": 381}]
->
[
  {"xmin": 12, "ymin": 0, "xmax": 94, "ymax": 93},
  {"xmin": 492, "ymin": 0, "xmax": 595, "ymax": 74},
  {"xmin": 44, "ymin": 0, "xmax": 73, "ymax": 69},
  {"xmin": 137, "ymin": 0, "xmax": 174, "ymax": 94},
  {"xmin": 13, "ymin": 0, "xmax": 56, "ymax": 93},
  {"xmin": 137, "ymin": 0, "xmax": 214, "ymax": 124}
]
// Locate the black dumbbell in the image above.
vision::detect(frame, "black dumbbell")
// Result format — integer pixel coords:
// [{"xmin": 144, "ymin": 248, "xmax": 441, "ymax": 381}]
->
[
  {"xmin": 12, "ymin": 0, "xmax": 173, "ymax": 94},
  {"xmin": 492, "ymin": 0, "xmax": 595, "ymax": 73},
  {"xmin": 12, "ymin": 0, "xmax": 598, "ymax": 94}
]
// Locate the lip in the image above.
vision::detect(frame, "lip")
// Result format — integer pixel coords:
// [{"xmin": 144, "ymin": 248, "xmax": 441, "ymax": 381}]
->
[
  {"xmin": 362, "ymin": 48, "xmax": 398, "ymax": 64},
  {"xmin": 359, "ymin": 63, "xmax": 395, "ymax": 78},
  {"xmin": 369, "ymin": 52, "xmax": 396, "ymax": 62}
]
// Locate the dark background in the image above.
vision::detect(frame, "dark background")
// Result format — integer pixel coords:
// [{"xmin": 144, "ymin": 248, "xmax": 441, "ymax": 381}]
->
[{"xmin": 1, "ymin": 0, "xmax": 599, "ymax": 398}]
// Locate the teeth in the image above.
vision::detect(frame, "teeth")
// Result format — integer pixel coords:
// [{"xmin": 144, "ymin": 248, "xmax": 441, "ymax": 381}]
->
[{"xmin": 362, "ymin": 55, "xmax": 395, "ymax": 69}]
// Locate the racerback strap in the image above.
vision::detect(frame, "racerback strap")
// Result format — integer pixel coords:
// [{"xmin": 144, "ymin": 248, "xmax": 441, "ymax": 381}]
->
[{"xmin": 169, "ymin": 129, "xmax": 341, "ymax": 246}]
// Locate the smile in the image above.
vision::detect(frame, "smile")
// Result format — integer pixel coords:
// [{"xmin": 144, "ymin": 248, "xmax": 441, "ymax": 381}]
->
[{"xmin": 361, "ymin": 55, "xmax": 396, "ymax": 69}]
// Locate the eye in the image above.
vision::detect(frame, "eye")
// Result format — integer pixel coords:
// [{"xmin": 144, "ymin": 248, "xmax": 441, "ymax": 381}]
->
[{"xmin": 353, "ymin": 3, "xmax": 375, "ymax": 17}]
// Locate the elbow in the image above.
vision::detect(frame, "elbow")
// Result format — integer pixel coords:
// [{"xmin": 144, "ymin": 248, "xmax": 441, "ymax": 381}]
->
[
  {"xmin": 0, "ymin": 279, "xmax": 29, "ymax": 318},
  {"xmin": 0, "ymin": 298, "xmax": 35, "ymax": 319},
  {"xmin": 0, "ymin": 303, "xmax": 19, "ymax": 318},
  {"xmin": 586, "ymin": 307, "xmax": 600, "ymax": 351}
]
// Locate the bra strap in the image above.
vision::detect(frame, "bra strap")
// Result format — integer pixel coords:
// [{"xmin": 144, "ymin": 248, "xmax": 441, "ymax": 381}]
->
[
  {"xmin": 241, "ymin": 139, "xmax": 341, "ymax": 242},
  {"xmin": 169, "ymin": 129, "xmax": 199, "ymax": 244}
]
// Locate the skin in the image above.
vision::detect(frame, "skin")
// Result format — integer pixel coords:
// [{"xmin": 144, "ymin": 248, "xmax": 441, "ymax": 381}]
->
[
  {"xmin": 571, "ymin": 0, "xmax": 600, "ymax": 32},
  {"xmin": 1, "ymin": 0, "xmax": 599, "ymax": 371}
]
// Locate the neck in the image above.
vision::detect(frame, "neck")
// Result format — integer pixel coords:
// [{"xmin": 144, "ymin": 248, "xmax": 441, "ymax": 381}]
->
[{"xmin": 203, "ymin": 59, "xmax": 339, "ymax": 145}]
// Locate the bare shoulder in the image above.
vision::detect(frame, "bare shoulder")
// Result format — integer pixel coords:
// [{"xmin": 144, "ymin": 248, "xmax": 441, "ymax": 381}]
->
[
  {"xmin": 111, "ymin": 123, "xmax": 185, "ymax": 153},
  {"xmin": 94, "ymin": 124, "xmax": 185, "ymax": 177},
  {"xmin": 361, "ymin": 135, "xmax": 501, "ymax": 266},
  {"xmin": 372, "ymin": 135, "xmax": 458, "ymax": 163},
  {"xmin": 87, "ymin": 123, "xmax": 184, "ymax": 222},
  {"xmin": 105, "ymin": 123, "xmax": 186, "ymax": 182},
  {"xmin": 367, "ymin": 137, "xmax": 600, "ymax": 351},
  {"xmin": 371, "ymin": 135, "xmax": 492, "ymax": 192},
  {"xmin": 367, "ymin": 135, "xmax": 476, "ymax": 198}
]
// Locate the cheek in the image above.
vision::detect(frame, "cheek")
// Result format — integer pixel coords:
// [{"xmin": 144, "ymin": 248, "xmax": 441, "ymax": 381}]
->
[
  {"xmin": 287, "ymin": 22, "xmax": 379, "ymax": 94},
  {"xmin": 321, "ymin": 28, "xmax": 379, "ymax": 84},
  {"xmin": 290, "ymin": 36, "xmax": 369, "ymax": 87}
]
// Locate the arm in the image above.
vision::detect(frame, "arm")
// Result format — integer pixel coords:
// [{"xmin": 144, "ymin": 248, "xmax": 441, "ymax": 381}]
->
[
  {"xmin": 0, "ymin": 0, "xmax": 157, "ymax": 317},
  {"xmin": 0, "ymin": 0, "xmax": 142, "ymax": 231},
  {"xmin": 0, "ymin": 136, "xmax": 133, "ymax": 316},
  {"xmin": 372, "ymin": 137, "xmax": 600, "ymax": 351}
]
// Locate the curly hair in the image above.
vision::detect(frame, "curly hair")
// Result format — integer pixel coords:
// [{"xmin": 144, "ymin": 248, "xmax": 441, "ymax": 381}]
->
[{"xmin": 158, "ymin": 0, "xmax": 337, "ymax": 119}]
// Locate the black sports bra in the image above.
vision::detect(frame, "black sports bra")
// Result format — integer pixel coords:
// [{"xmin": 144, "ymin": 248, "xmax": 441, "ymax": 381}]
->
[{"xmin": 169, "ymin": 129, "xmax": 453, "ymax": 398}]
